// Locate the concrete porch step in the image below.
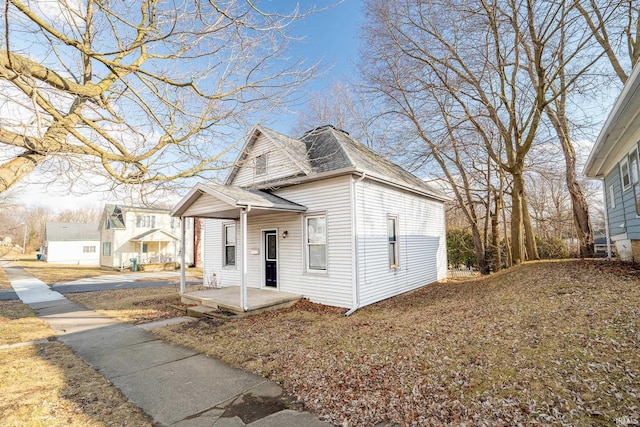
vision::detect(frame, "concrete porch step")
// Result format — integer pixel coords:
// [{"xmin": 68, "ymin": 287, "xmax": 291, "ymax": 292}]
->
[
  {"xmin": 181, "ymin": 287, "xmax": 303, "ymax": 316},
  {"xmin": 217, "ymin": 297, "xmax": 300, "ymax": 316},
  {"xmin": 186, "ymin": 305, "xmax": 235, "ymax": 320}
]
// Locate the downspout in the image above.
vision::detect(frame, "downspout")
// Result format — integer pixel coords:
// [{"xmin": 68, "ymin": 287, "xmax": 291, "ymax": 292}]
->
[
  {"xmin": 345, "ymin": 172, "xmax": 366, "ymax": 316},
  {"xmin": 240, "ymin": 205, "xmax": 251, "ymax": 311},
  {"xmin": 602, "ymin": 178, "xmax": 612, "ymax": 259},
  {"xmin": 180, "ymin": 217, "xmax": 186, "ymax": 295}
]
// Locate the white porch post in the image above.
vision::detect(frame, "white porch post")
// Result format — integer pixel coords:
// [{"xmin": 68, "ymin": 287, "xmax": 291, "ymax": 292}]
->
[
  {"xmin": 240, "ymin": 208, "xmax": 248, "ymax": 311},
  {"xmin": 180, "ymin": 217, "xmax": 186, "ymax": 295}
]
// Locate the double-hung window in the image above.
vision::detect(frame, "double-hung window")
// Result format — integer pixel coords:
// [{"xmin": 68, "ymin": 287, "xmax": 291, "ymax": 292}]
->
[
  {"xmin": 388, "ymin": 215, "xmax": 399, "ymax": 268},
  {"xmin": 306, "ymin": 215, "xmax": 327, "ymax": 271},
  {"xmin": 102, "ymin": 242, "xmax": 111, "ymax": 256},
  {"xmin": 224, "ymin": 223, "xmax": 236, "ymax": 267},
  {"xmin": 621, "ymin": 158, "xmax": 631, "ymax": 191}
]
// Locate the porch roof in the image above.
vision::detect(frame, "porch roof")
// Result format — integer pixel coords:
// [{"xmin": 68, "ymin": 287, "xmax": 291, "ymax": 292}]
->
[
  {"xmin": 130, "ymin": 229, "xmax": 179, "ymax": 242},
  {"xmin": 171, "ymin": 182, "xmax": 307, "ymax": 219}
]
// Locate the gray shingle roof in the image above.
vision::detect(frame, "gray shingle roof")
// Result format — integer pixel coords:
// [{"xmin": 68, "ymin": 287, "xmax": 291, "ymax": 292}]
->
[
  {"xmin": 45, "ymin": 222, "xmax": 100, "ymax": 242},
  {"xmin": 301, "ymin": 125, "xmax": 445, "ymax": 199}
]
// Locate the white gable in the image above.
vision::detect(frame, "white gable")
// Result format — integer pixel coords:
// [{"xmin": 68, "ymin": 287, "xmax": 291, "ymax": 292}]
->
[{"xmin": 228, "ymin": 130, "xmax": 309, "ymax": 187}]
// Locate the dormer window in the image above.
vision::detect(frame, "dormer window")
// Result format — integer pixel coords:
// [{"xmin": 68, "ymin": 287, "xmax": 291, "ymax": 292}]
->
[{"xmin": 255, "ymin": 154, "xmax": 268, "ymax": 176}]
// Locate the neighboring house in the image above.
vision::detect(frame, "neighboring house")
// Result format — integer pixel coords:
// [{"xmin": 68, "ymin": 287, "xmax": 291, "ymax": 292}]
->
[
  {"xmin": 585, "ymin": 64, "xmax": 640, "ymax": 261},
  {"xmin": 171, "ymin": 124, "xmax": 448, "ymax": 310},
  {"xmin": 99, "ymin": 204, "xmax": 195, "ymax": 270},
  {"xmin": 42, "ymin": 222, "xmax": 100, "ymax": 265}
]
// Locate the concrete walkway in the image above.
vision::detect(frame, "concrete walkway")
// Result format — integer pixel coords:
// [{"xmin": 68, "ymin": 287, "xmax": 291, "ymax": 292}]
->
[{"xmin": 3, "ymin": 264, "xmax": 330, "ymax": 427}]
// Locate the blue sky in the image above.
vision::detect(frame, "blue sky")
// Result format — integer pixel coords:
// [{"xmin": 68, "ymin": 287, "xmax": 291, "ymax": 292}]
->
[{"xmin": 266, "ymin": 0, "xmax": 365, "ymax": 131}]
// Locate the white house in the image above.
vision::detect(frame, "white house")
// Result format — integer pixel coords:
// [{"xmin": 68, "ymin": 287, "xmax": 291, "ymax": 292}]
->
[
  {"xmin": 42, "ymin": 222, "xmax": 100, "ymax": 265},
  {"xmin": 99, "ymin": 204, "xmax": 195, "ymax": 270},
  {"xmin": 585, "ymin": 63, "xmax": 640, "ymax": 261},
  {"xmin": 171, "ymin": 124, "xmax": 448, "ymax": 311}
]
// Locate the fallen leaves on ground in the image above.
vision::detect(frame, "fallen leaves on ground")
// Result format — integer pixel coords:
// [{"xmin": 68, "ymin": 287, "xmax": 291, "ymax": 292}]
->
[
  {"xmin": 66, "ymin": 285, "xmax": 200, "ymax": 324},
  {"xmin": 153, "ymin": 260, "xmax": 640, "ymax": 426}
]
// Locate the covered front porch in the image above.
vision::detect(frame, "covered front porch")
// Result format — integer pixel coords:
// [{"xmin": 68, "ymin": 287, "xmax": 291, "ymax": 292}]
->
[
  {"xmin": 181, "ymin": 286, "xmax": 302, "ymax": 315},
  {"xmin": 172, "ymin": 182, "xmax": 308, "ymax": 313}
]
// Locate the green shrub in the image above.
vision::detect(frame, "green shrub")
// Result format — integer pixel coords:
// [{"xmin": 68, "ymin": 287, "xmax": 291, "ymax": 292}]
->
[
  {"xmin": 536, "ymin": 236, "xmax": 569, "ymax": 259},
  {"xmin": 447, "ymin": 229, "xmax": 477, "ymax": 267}
]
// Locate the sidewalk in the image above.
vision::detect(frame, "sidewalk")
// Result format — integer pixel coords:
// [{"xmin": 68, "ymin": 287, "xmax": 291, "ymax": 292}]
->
[{"xmin": 4, "ymin": 264, "xmax": 330, "ymax": 427}]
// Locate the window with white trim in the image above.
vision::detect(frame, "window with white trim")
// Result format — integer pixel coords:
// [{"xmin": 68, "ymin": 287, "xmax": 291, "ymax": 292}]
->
[
  {"xmin": 388, "ymin": 215, "xmax": 399, "ymax": 268},
  {"xmin": 83, "ymin": 246, "xmax": 96, "ymax": 253},
  {"xmin": 305, "ymin": 215, "xmax": 327, "ymax": 271},
  {"xmin": 255, "ymin": 154, "xmax": 268, "ymax": 176},
  {"xmin": 224, "ymin": 223, "xmax": 236, "ymax": 266},
  {"xmin": 136, "ymin": 215, "xmax": 156, "ymax": 228},
  {"xmin": 621, "ymin": 158, "xmax": 631, "ymax": 190},
  {"xmin": 631, "ymin": 150, "xmax": 639, "ymax": 184},
  {"xmin": 102, "ymin": 242, "xmax": 111, "ymax": 256},
  {"xmin": 609, "ymin": 185, "xmax": 616, "ymax": 209}
]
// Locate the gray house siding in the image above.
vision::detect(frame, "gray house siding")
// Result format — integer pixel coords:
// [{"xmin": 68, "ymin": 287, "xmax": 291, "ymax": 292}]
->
[{"xmin": 605, "ymin": 160, "xmax": 640, "ymax": 240}]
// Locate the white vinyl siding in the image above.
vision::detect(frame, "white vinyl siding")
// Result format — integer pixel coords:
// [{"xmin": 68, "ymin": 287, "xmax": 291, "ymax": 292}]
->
[
  {"xmin": 199, "ymin": 176, "xmax": 353, "ymax": 306},
  {"xmin": 231, "ymin": 133, "xmax": 307, "ymax": 187},
  {"xmin": 355, "ymin": 179, "xmax": 447, "ymax": 307},
  {"xmin": 44, "ymin": 240, "xmax": 100, "ymax": 265},
  {"xmin": 273, "ymin": 176, "xmax": 353, "ymax": 307},
  {"xmin": 203, "ymin": 219, "xmax": 241, "ymax": 288}
]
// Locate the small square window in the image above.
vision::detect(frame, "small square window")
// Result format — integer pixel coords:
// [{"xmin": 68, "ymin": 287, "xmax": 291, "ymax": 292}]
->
[{"xmin": 255, "ymin": 154, "xmax": 268, "ymax": 176}]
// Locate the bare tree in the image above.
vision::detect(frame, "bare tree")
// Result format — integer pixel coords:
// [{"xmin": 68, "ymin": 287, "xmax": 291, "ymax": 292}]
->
[
  {"xmin": 54, "ymin": 207, "xmax": 101, "ymax": 223},
  {"xmin": 361, "ymin": 0, "xmax": 611, "ymax": 266},
  {"xmin": 0, "ymin": 0, "xmax": 316, "ymax": 196},
  {"xmin": 575, "ymin": 0, "xmax": 640, "ymax": 83},
  {"xmin": 293, "ymin": 81, "xmax": 405, "ymax": 158}
]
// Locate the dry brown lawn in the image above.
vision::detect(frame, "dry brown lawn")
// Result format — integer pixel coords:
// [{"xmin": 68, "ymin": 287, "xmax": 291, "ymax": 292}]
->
[
  {"xmin": 0, "ymin": 301, "xmax": 152, "ymax": 426},
  {"xmin": 0, "ymin": 301, "xmax": 54, "ymax": 345},
  {"xmin": 66, "ymin": 285, "xmax": 201, "ymax": 324},
  {"xmin": 153, "ymin": 260, "xmax": 640, "ymax": 426},
  {"xmin": 14, "ymin": 260, "xmax": 123, "ymax": 284}
]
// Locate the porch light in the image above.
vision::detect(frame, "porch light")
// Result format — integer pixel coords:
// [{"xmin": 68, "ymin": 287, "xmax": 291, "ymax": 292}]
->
[{"xmin": 282, "ymin": 230, "xmax": 288, "ymax": 238}]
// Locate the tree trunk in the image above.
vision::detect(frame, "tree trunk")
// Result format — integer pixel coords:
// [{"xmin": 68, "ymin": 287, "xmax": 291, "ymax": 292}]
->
[
  {"xmin": 522, "ymin": 191, "xmax": 539, "ymax": 260},
  {"xmin": 546, "ymin": 103, "xmax": 594, "ymax": 257},
  {"xmin": 491, "ymin": 194, "xmax": 502, "ymax": 272},
  {"xmin": 510, "ymin": 172, "xmax": 525, "ymax": 265}
]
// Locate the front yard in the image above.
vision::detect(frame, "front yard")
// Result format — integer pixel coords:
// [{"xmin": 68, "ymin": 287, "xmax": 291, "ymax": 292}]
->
[
  {"xmin": 152, "ymin": 260, "xmax": 640, "ymax": 426},
  {"xmin": 0, "ymin": 300, "xmax": 152, "ymax": 426}
]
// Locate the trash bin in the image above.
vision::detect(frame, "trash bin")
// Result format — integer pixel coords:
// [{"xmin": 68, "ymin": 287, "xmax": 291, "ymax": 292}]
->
[
  {"xmin": 36, "ymin": 254, "xmax": 42, "ymax": 260},
  {"xmin": 130, "ymin": 258, "xmax": 138, "ymax": 272}
]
